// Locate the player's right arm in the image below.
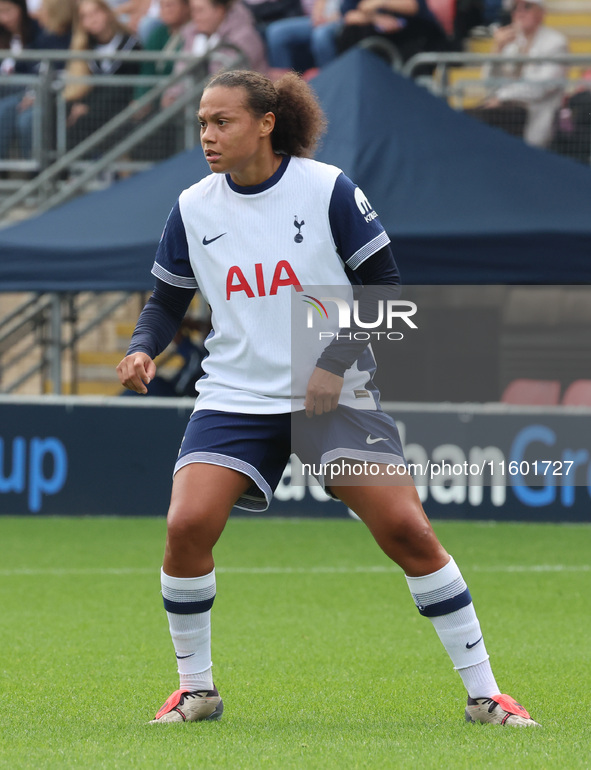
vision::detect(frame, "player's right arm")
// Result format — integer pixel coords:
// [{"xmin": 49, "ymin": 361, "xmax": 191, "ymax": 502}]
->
[
  {"xmin": 117, "ymin": 278, "xmax": 196, "ymax": 393},
  {"xmin": 117, "ymin": 200, "xmax": 198, "ymax": 394}
]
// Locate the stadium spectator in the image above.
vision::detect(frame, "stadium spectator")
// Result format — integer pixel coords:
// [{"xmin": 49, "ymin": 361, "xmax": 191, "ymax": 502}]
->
[
  {"xmin": 114, "ymin": 0, "xmax": 151, "ymax": 28},
  {"xmin": 64, "ymin": 0, "xmax": 141, "ymax": 151},
  {"xmin": 138, "ymin": 0, "xmax": 165, "ymax": 43},
  {"xmin": 104, "ymin": 0, "xmax": 130, "ymax": 10},
  {"xmin": 467, "ymin": 0, "xmax": 567, "ymax": 148},
  {"xmin": 336, "ymin": 0, "xmax": 450, "ymax": 67},
  {"xmin": 134, "ymin": 0, "xmax": 190, "ymax": 100},
  {"xmin": 115, "ymin": 0, "xmax": 163, "ymax": 42},
  {"xmin": 24, "ymin": 0, "xmax": 41, "ymax": 13},
  {"xmin": 265, "ymin": 0, "xmax": 341, "ymax": 71},
  {"xmin": 131, "ymin": 0, "xmax": 191, "ymax": 163},
  {"xmin": 243, "ymin": 0, "xmax": 303, "ymax": 31},
  {"xmin": 36, "ymin": 0, "xmax": 75, "ymax": 43},
  {"xmin": 0, "ymin": 0, "xmax": 71, "ymax": 159},
  {"xmin": 161, "ymin": 0, "xmax": 268, "ymax": 108},
  {"xmin": 453, "ymin": 0, "xmax": 505, "ymax": 44},
  {"xmin": 551, "ymin": 80, "xmax": 591, "ymax": 164}
]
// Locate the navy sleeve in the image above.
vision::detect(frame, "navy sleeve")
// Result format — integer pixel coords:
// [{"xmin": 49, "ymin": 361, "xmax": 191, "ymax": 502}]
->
[
  {"xmin": 328, "ymin": 173, "xmax": 391, "ymax": 270},
  {"xmin": 127, "ymin": 278, "xmax": 196, "ymax": 359},
  {"xmin": 316, "ymin": 244, "xmax": 401, "ymax": 376},
  {"xmin": 352, "ymin": 242, "xmax": 400, "ymax": 286},
  {"xmin": 151, "ymin": 201, "xmax": 199, "ymax": 290}
]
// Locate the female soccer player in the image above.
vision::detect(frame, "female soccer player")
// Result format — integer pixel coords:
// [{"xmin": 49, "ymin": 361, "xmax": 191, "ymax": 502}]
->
[{"xmin": 117, "ymin": 70, "xmax": 539, "ymax": 727}]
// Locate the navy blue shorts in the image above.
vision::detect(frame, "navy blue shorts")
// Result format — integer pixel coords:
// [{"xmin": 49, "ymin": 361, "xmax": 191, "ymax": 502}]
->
[{"xmin": 175, "ymin": 407, "xmax": 406, "ymax": 511}]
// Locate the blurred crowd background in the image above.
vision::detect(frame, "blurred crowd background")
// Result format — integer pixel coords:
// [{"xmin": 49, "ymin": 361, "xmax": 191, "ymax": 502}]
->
[{"xmin": 1, "ymin": 0, "xmax": 590, "ymax": 186}]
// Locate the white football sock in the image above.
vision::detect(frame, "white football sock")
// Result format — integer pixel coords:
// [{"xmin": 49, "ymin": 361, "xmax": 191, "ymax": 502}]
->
[
  {"xmin": 161, "ymin": 568, "xmax": 216, "ymax": 691},
  {"xmin": 405, "ymin": 556, "xmax": 499, "ymax": 698}
]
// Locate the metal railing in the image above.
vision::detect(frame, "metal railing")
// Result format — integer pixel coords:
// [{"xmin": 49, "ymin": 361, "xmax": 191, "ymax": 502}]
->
[
  {"xmin": 0, "ymin": 47, "xmax": 246, "ymax": 393},
  {"xmin": 0, "ymin": 291, "xmax": 136, "ymax": 394},
  {"xmin": 403, "ymin": 52, "xmax": 591, "ymax": 161},
  {"xmin": 0, "ymin": 46, "xmax": 247, "ymax": 220}
]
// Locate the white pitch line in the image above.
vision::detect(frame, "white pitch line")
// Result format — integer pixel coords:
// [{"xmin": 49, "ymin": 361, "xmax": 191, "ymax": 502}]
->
[{"xmin": 0, "ymin": 565, "xmax": 588, "ymax": 577}]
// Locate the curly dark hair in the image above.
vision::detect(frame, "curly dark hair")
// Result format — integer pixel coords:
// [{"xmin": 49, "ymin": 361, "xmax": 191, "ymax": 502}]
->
[{"xmin": 204, "ymin": 70, "xmax": 327, "ymax": 158}]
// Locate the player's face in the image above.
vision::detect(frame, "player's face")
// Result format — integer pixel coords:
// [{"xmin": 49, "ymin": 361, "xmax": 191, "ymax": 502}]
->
[{"xmin": 198, "ymin": 86, "xmax": 275, "ymax": 183}]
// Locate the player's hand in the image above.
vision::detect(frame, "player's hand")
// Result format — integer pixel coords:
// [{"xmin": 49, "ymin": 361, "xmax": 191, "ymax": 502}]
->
[
  {"xmin": 304, "ymin": 367, "xmax": 343, "ymax": 418},
  {"xmin": 116, "ymin": 352, "xmax": 156, "ymax": 394}
]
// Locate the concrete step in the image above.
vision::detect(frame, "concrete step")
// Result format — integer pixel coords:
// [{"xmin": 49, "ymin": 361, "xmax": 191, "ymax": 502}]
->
[
  {"xmin": 78, "ymin": 351, "xmax": 126, "ymax": 367},
  {"xmin": 568, "ymin": 37, "xmax": 591, "ymax": 50},
  {"xmin": 467, "ymin": 35, "xmax": 591, "ymax": 53},
  {"xmin": 74, "ymin": 350, "xmax": 185, "ymax": 389},
  {"xmin": 45, "ymin": 380, "xmax": 124, "ymax": 396},
  {"xmin": 116, "ymin": 322, "xmax": 136, "ymax": 349},
  {"xmin": 547, "ymin": 0, "xmax": 591, "ymax": 11},
  {"xmin": 546, "ymin": 12, "xmax": 591, "ymax": 24}
]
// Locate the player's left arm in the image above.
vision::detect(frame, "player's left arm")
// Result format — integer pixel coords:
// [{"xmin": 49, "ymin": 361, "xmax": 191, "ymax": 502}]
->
[
  {"xmin": 305, "ymin": 174, "xmax": 400, "ymax": 415},
  {"xmin": 304, "ymin": 245, "xmax": 399, "ymax": 415}
]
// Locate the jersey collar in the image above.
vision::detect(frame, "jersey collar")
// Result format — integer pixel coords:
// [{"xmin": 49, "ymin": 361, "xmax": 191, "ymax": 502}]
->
[{"xmin": 225, "ymin": 155, "xmax": 291, "ymax": 195}]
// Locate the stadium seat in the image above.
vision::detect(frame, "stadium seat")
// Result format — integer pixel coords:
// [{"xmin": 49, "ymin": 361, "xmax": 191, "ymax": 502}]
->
[
  {"xmin": 302, "ymin": 68, "xmax": 320, "ymax": 82},
  {"xmin": 426, "ymin": 0, "xmax": 456, "ymax": 37},
  {"xmin": 501, "ymin": 378, "xmax": 561, "ymax": 405},
  {"xmin": 561, "ymin": 379, "xmax": 591, "ymax": 406}
]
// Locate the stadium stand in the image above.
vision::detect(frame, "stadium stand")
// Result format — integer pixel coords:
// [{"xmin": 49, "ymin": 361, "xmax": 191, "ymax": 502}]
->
[
  {"xmin": 426, "ymin": 0, "xmax": 456, "ymax": 36},
  {"xmin": 562, "ymin": 379, "xmax": 591, "ymax": 405},
  {"xmin": 466, "ymin": 0, "xmax": 591, "ymax": 54},
  {"xmin": 501, "ymin": 378, "xmax": 561, "ymax": 405}
]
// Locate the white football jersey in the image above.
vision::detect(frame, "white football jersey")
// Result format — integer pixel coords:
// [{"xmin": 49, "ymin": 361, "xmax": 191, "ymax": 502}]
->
[{"xmin": 152, "ymin": 156, "xmax": 391, "ymax": 413}]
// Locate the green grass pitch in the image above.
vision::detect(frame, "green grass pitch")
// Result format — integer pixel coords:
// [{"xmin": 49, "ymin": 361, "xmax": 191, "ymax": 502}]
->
[{"xmin": 0, "ymin": 516, "xmax": 590, "ymax": 769}]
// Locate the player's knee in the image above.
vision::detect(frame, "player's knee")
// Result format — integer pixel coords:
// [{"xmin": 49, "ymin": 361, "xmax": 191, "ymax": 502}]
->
[
  {"xmin": 383, "ymin": 512, "xmax": 441, "ymax": 557},
  {"xmin": 166, "ymin": 501, "xmax": 213, "ymax": 548},
  {"xmin": 405, "ymin": 522, "xmax": 441, "ymax": 555}
]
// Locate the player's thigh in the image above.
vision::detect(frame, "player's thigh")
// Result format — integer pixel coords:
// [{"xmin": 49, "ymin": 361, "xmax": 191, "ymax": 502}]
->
[
  {"xmin": 331, "ymin": 467, "xmax": 428, "ymax": 536},
  {"xmin": 167, "ymin": 462, "xmax": 252, "ymax": 547},
  {"xmin": 331, "ymin": 467, "xmax": 448, "ymax": 571}
]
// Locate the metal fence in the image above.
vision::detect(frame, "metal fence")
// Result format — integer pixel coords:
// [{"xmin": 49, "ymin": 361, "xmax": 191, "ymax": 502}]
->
[
  {"xmin": 0, "ymin": 47, "xmax": 246, "ymax": 218},
  {"xmin": 2, "ymin": 48, "xmax": 590, "ymax": 201},
  {"xmin": 0, "ymin": 47, "xmax": 247, "ymax": 397},
  {"xmin": 404, "ymin": 52, "xmax": 591, "ymax": 162}
]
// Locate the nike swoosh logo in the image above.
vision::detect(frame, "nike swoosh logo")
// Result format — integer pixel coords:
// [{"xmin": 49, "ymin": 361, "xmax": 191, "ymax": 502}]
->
[
  {"xmin": 202, "ymin": 233, "xmax": 226, "ymax": 245},
  {"xmin": 466, "ymin": 636, "xmax": 483, "ymax": 649},
  {"xmin": 366, "ymin": 435, "xmax": 387, "ymax": 444},
  {"xmin": 175, "ymin": 653, "xmax": 196, "ymax": 659}
]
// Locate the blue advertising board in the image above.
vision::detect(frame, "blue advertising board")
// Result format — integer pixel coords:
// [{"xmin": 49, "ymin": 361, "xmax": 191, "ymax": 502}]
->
[{"xmin": 1, "ymin": 396, "xmax": 590, "ymax": 521}]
